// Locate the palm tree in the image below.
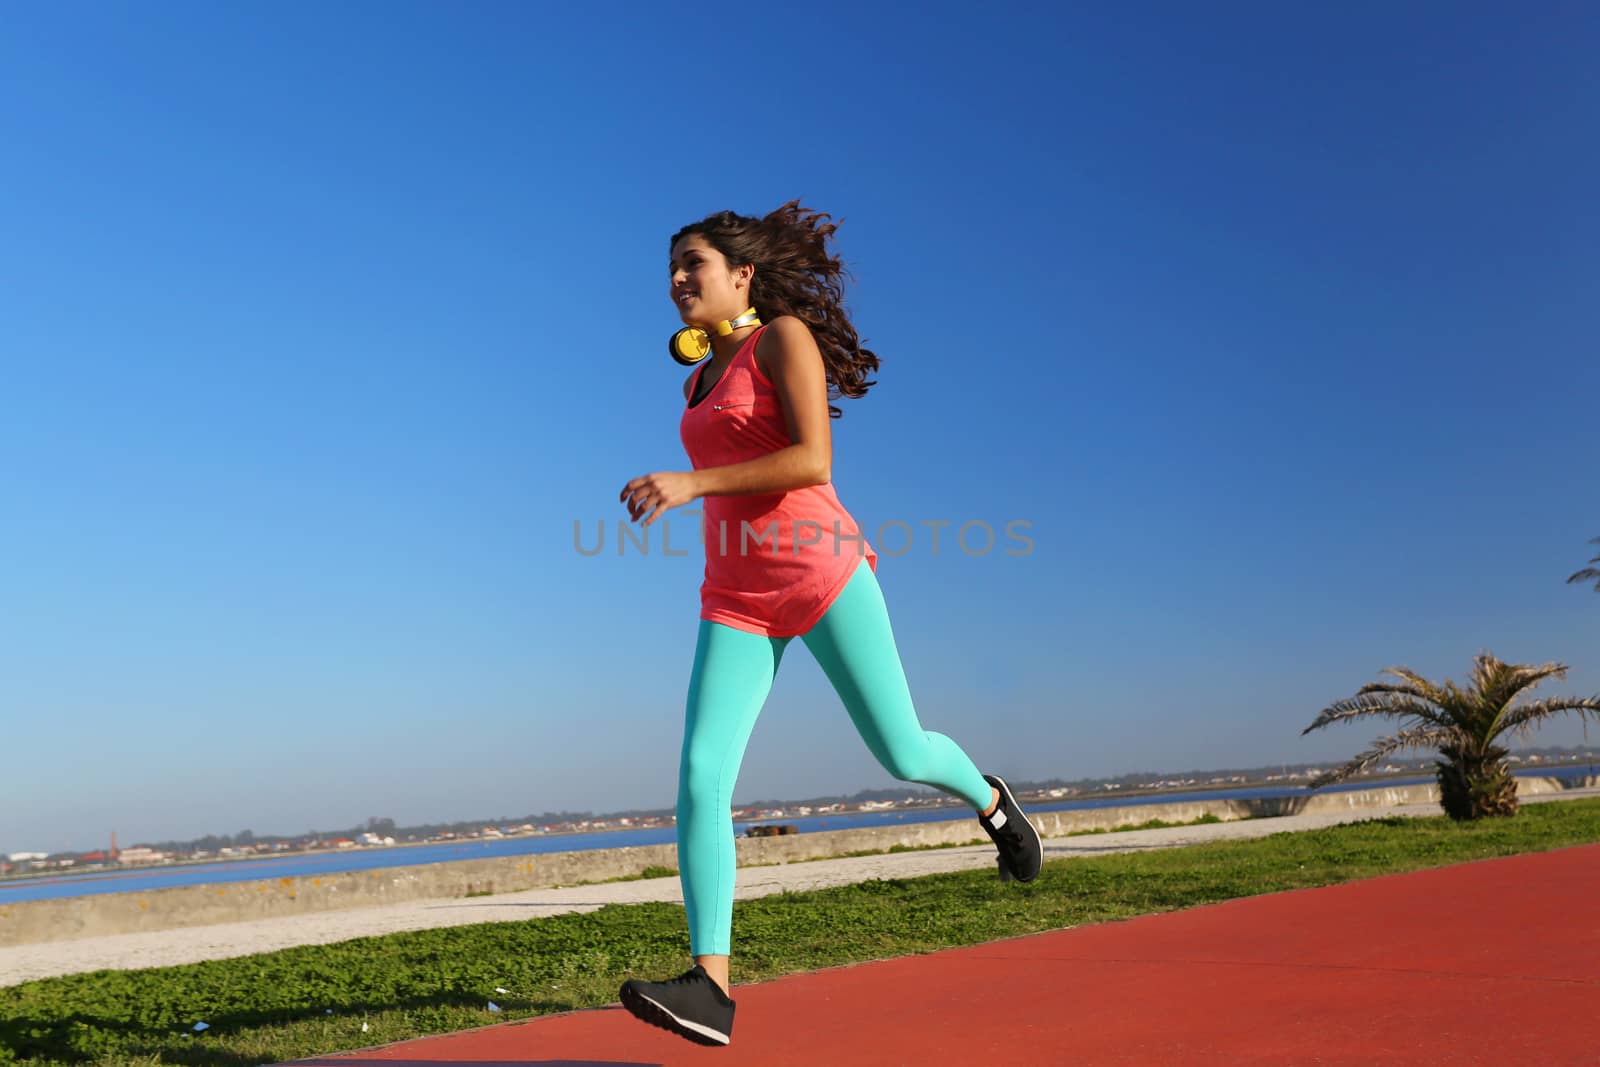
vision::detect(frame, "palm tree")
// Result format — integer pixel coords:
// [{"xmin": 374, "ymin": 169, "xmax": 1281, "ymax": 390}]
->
[
  {"xmin": 1302, "ymin": 652, "xmax": 1600, "ymax": 820},
  {"xmin": 1568, "ymin": 536, "xmax": 1600, "ymax": 592}
]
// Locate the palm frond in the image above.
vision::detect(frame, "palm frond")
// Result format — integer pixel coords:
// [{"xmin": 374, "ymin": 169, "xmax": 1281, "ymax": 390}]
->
[
  {"xmin": 1309, "ymin": 726, "xmax": 1460, "ymax": 789},
  {"xmin": 1568, "ymin": 537, "xmax": 1600, "ymax": 590},
  {"xmin": 1477, "ymin": 655, "xmax": 1569, "ymax": 735},
  {"xmin": 1497, "ymin": 696, "xmax": 1600, "ymax": 738},
  {"xmin": 1468, "ymin": 654, "xmax": 1496, "ymax": 693},
  {"xmin": 1375, "ymin": 666, "xmax": 1445, "ymax": 703},
  {"xmin": 1478, "ymin": 655, "xmax": 1568, "ymax": 697},
  {"xmin": 1431, "ymin": 678, "xmax": 1476, "ymax": 731},
  {"xmin": 1355, "ymin": 682, "xmax": 1432, "ymax": 701},
  {"xmin": 1505, "ymin": 661, "xmax": 1568, "ymax": 690},
  {"xmin": 1301, "ymin": 693, "xmax": 1452, "ymax": 736}
]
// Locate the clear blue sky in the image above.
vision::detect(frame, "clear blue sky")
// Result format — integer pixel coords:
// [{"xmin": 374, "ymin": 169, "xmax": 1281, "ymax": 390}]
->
[{"xmin": 3, "ymin": 2, "xmax": 1597, "ymax": 853}]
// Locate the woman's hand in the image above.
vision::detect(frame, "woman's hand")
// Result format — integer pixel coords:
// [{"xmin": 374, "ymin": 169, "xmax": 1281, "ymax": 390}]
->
[{"xmin": 620, "ymin": 470, "xmax": 702, "ymax": 526}]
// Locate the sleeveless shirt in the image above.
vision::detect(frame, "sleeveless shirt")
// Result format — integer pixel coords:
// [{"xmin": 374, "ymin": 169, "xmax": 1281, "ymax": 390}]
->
[{"xmin": 678, "ymin": 325, "xmax": 878, "ymax": 637}]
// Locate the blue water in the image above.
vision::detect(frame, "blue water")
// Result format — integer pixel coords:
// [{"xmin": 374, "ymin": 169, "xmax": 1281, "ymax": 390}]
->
[{"xmin": 4, "ymin": 766, "xmax": 1591, "ymax": 904}]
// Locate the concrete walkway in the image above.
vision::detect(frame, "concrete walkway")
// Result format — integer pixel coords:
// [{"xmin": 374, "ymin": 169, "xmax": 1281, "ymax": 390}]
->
[{"xmin": 4, "ymin": 789, "xmax": 1596, "ymax": 987}]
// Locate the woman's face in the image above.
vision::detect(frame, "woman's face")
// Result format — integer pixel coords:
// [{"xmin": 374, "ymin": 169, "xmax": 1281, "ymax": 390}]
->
[{"xmin": 669, "ymin": 234, "xmax": 751, "ymax": 327}]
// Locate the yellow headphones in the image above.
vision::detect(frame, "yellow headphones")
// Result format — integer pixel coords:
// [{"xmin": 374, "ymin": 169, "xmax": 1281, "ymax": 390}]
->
[{"xmin": 669, "ymin": 308, "xmax": 762, "ymax": 366}]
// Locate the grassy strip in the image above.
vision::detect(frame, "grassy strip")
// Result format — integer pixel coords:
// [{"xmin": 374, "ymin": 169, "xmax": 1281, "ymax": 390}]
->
[
  {"xmin": 824, "ymin": 812, "xmax": 1232, "ymax": 862},
  {"xmin": 507, "ymin": 817, "xmax": 1237, "ymax": 893},
  {"xmin": 593, "ymin": 864, "xmax": 679, "ymax": 885},
  {"xmin": 1064, "ymin": 812, "xmax": 1226, "ymax": 836},
  {"xmin": 486, "ymin": 864, "xmax": 684, "ymax": 896},
  {"xmin": 5, "ymin": 798, "xmax": 1599, "ymax": 1066}
]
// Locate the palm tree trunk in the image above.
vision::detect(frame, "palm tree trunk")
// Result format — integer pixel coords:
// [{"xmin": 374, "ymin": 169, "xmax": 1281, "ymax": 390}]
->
[{"xmin": 1436, "ymin": 744, "xmax": 1518, "ymax": 820}]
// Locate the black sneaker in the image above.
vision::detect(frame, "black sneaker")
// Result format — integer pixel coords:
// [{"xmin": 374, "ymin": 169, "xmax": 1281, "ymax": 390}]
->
[
  {"xmin": 619, "ymin": 964, "xmax": 736, "ymax": 1047},
  {"xmin": 979, "ymin": 774, "xmax": 1043, "ymax": 883}
]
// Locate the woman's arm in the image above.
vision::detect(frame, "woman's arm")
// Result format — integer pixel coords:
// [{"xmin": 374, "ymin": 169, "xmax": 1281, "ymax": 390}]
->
[{"xmin": 621, "ymin": 317, "xmax": 832, "ymax": 526}]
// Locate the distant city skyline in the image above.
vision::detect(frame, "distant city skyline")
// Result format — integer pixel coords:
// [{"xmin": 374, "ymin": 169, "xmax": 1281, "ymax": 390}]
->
[
  {"xmin": 10, "ymin": 745, "xmax": 1598, "ymax": 859},
  {"xmin": 4, "ymin": 6, "xmax": 1596, "ymax": 856}
]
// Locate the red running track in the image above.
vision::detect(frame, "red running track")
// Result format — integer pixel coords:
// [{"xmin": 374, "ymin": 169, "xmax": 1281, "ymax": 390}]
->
[{"xmin": 287, "ymin": 844, "xmax": 1600, "ymax": 1066}]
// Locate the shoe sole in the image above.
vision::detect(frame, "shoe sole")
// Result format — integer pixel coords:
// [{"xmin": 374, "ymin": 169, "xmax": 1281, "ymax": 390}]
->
[
  {"xmin": 619, "ymin": 984, "xmax": 731, "ymax": 1046},
  {"xmin": 989, "ymin": 775, "xmax": 1043, "ymax": 883}
]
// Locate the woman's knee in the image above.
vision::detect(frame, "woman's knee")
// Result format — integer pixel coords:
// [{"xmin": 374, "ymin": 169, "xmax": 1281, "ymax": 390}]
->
[
  {"xmin": 877, "ymin": 737, "xmax": 935, "ymax": 784},
  {"xmin": 677, "ymin": 743, "xmax": 729, "ymax": 811}
]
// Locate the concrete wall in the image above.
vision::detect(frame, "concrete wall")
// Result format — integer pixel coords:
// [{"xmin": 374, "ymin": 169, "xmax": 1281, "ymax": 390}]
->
[{"xmin": 3, "ymin": 775, "xmax": 1593, "ymax": 948}]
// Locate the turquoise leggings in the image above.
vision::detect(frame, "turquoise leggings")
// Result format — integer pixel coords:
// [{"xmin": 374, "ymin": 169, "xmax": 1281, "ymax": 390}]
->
[{"xmin": 677, "ymin": 559, "xmax": 994, "ymax": 956}]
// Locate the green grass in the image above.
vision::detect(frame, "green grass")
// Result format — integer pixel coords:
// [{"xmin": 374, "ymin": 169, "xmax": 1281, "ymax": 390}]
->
[
  {"xmin": 821, "ymin": 812, "xmax": 1232, "ymax": 862},
  {"xmin": 1064, "ymin": 812, "xmax": 1227, "ymax": 836},
  {"xmin": 595, "ymin": 863, "xmax": 679, "ymax": 884},
  {"xmin": 5, "ymin": 798, "xmax": 1600, "ymax": 1066},
  {"xmin": 509, "ymin": 864, "xmax": 680, "ymax": 894}
]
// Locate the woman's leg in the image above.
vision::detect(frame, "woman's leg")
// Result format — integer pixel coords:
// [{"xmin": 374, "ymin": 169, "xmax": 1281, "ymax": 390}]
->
[
  {"xmin": 678, "ymin": 618, "xmax": 790, "ymax": 992},
  {"xmin": 800, "ymin": 561, "xmax": 997, "ymax": 813}
]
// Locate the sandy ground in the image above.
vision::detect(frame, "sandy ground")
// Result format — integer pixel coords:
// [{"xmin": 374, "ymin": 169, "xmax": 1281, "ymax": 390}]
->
[{"xmin": 4, "ymin": 789, "xmax": 1596, "ymax": 988}]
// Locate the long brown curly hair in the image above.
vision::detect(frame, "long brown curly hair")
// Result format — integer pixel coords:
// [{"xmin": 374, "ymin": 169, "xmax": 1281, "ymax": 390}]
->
[{"xmin": 671, "ymin": 200, "xmax": 879, "ymax": 418}]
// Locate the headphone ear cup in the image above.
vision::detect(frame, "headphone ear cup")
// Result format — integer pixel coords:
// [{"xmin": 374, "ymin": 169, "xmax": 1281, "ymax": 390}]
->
[{"xmin": 670, "ymin": 327, "xmax": 711, "ymax": 366}]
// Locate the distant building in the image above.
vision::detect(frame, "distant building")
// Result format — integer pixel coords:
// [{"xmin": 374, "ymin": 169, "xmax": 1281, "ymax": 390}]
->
[{"xmin": 117, "ymin": 847, "xmax": 167, "ymax": 865}]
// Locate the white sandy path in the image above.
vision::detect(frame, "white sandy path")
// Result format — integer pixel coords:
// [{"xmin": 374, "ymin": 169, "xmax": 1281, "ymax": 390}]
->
[{"xmin": 4, "ymin": 790, "xmax": 1595, "ymax": 988}]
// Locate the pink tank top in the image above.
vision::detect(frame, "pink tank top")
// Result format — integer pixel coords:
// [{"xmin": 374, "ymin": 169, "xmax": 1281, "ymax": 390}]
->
[{"xmin": 679, "ymin": 325, "xmax": 878, "ymax": 637}]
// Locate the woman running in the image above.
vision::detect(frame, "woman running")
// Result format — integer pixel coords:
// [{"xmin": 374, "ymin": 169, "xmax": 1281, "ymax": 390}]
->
[{"xmin": 616, "ymin": 201, "xmax": 1042, "ymax": 1047}]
